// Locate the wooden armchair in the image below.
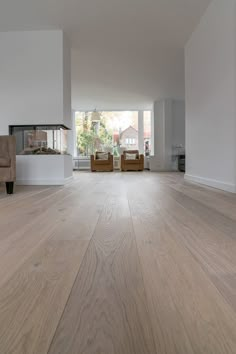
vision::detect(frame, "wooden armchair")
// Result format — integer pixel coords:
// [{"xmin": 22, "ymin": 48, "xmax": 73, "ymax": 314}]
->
[
  {"xmin": 91, "ymin": 152, "xmax": 113, "ymax": 172},
  {"xmin": 0, "ymin": 136, "xmax": 16, "ymax": 194},
  {"xmin": 121, "ymin": 150, "xmax": 144, "ymax": 171}
]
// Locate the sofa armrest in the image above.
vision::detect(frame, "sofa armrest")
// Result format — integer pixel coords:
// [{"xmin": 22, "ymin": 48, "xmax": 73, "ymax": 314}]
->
[
  {"xmin": 121, "ymin": 154, "xmax": 125, "ymax": 170},
  {"xmin": 109, "ymin": 154, "xmax": 113, "ymax": 163},
  {"xmin": 139, "ymin": 154, "xmax": 144, "ymax": 161},
  {"xmin": 90, "ymin": 155, "xmax": 95, "ymax": 171},
  {"xmin": 8, "ymin": 136, "xmax": 16, "ymax": 157}
]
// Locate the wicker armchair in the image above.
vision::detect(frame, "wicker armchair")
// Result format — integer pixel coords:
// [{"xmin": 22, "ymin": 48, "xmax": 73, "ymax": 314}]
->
[
  {"xmin": 0, "ymin": 136, "xmax": 16, "ymax": 194},
  {"xmin": 121, "ymin": 150, "xmax": 144, "ymax": 171},
  {"xmin": 91, "ymin": 152, "xmax": 113, "ymax": 172}
]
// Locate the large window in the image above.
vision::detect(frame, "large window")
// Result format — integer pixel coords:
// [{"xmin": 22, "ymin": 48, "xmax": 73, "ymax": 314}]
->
[{"xmin": 75, "ymin": 111, "xmax": 151, "ymax": 158}]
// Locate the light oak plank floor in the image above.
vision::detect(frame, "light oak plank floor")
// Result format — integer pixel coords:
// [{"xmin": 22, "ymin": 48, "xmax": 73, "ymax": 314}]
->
[{"xmin": 0, "ymin": 172, "xmax": 236, "ymax": 354}]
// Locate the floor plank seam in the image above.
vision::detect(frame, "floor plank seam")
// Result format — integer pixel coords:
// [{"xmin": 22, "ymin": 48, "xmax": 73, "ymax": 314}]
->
[
  {"xmin": 158, "ymin": 189, "xmax": 236, "ymax": 319},
  {"xmin": 169, "ymin": 183, "xmax": 236, "ymax": 226},
  {"xmin": 126, "ymin": 190, "xmax": 159, "ymax": 354},
  {"xmin": 46, "ymin": 192, "xmax": 107, "ymax": 354},
  {"xmin": 1, "ymin": 172, "xmax": 236, "ymax": 354}
]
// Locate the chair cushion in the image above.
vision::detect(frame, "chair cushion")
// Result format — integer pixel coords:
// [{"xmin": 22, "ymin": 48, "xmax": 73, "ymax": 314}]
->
[
  {"xmin": 96, "ymin": 152, "xmax": 109, "ymax": 160},
  {"xmin": 0, "ymin": 156, "xmax": 11, "ymax": 167},
  {"xmin": 125, "ymin": 153, "xmax": 137, "ymax": 160}
]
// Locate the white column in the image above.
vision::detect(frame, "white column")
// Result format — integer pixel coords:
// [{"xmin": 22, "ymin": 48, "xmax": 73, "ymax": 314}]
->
[
  {"xmin": 164, "ymin": 99, "xmax": 173, "ymax": 171},
  {"xmin": 150, "ymin": 100, "xmax": 165, "ymax": 171},
  {"xmin": 150, "ymin": 99, "xmax": 174, "ymax": 171},
  {"xmin": 138, "ymin": 110, "xmax": 144, "ymax": 154}
]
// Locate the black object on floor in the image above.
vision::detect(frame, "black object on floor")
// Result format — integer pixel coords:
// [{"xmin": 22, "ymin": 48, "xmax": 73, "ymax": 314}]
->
[
  {"xmin": 178, "ymin": 155, "xmax": 185, "ymax": 172},
  {"xmin": 6, "ymin": 182, "xmax": 14, "ymax": 194}
]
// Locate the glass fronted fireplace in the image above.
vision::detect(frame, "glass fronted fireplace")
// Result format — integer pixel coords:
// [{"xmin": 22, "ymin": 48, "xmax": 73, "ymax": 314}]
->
[{"xmin": 9, "ymin": 124, "xmax": 69, "ymax": 155}]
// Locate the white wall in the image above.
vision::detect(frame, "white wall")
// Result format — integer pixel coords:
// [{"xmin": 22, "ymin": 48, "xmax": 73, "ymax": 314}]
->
[
  {"xmin": 0, "ymin": 30, "xmax": 72, "ymax": 185},
  {"xmin": 63, "ymin": 32, "xmax": 72, "ymax": 129},
  {"xmin": 0, "ymin": 30, "xmax": 71, "ymax": 135},
  {"xmin": 185, "ymin": 0, "xmax": 236, "ymax": 192},
  {"xmin": 62, "ymin": 32, "xmax": 73, "ymax": 154}
]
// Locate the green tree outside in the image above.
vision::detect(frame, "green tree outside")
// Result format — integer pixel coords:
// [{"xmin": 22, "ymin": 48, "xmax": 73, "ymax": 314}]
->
[{"xmin": 76, "ymin": 112, "xmax": 113, "ymax": 157}]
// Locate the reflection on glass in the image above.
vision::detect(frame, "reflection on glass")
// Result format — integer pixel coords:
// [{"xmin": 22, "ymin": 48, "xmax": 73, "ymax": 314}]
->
[{"xmin": 10, "ymin": 125, "xmax": 69, "ymax": 155}]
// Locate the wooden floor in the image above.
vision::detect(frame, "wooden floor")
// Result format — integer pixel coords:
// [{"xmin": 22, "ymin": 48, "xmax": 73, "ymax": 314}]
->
[{"xmin": 0, "ymin": 172, "xmax": 236, "ymax": 354}]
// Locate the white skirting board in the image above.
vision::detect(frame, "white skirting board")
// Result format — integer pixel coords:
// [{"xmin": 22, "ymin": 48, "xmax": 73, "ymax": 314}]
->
[
  {"xmin": 16, "ymin": 155, "xmax": 73, "ymax": 186},
  {"xmin": 184, "ymin": 174, "xmax": 236, "ymax": 193}
]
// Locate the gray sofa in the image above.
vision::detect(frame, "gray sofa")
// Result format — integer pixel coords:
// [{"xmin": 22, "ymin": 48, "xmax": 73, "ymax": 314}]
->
[{"xmin": 0, "ymin": 136, "xmax": 16, "ymax": 194}]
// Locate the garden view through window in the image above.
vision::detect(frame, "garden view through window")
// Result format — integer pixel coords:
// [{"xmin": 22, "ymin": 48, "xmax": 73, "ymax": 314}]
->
[{"xmin": 75, "ymin": 111, "xmax": 152, "ymax": 158}]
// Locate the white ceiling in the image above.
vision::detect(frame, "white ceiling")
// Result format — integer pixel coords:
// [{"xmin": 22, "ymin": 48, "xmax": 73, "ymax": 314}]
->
[{"xmin": 0, "ymin": 0, "xmax": 211, "ymax": 110}]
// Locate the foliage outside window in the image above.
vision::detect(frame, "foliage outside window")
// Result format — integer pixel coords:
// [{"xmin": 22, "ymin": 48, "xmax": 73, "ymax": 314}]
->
[
  {"xmin": 75, "ymin": 112, "xmax": 113, "ymax": 157},
  {"xmin": 75, "ymin": 111, "xmax": 140, "ymax": 158}
]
